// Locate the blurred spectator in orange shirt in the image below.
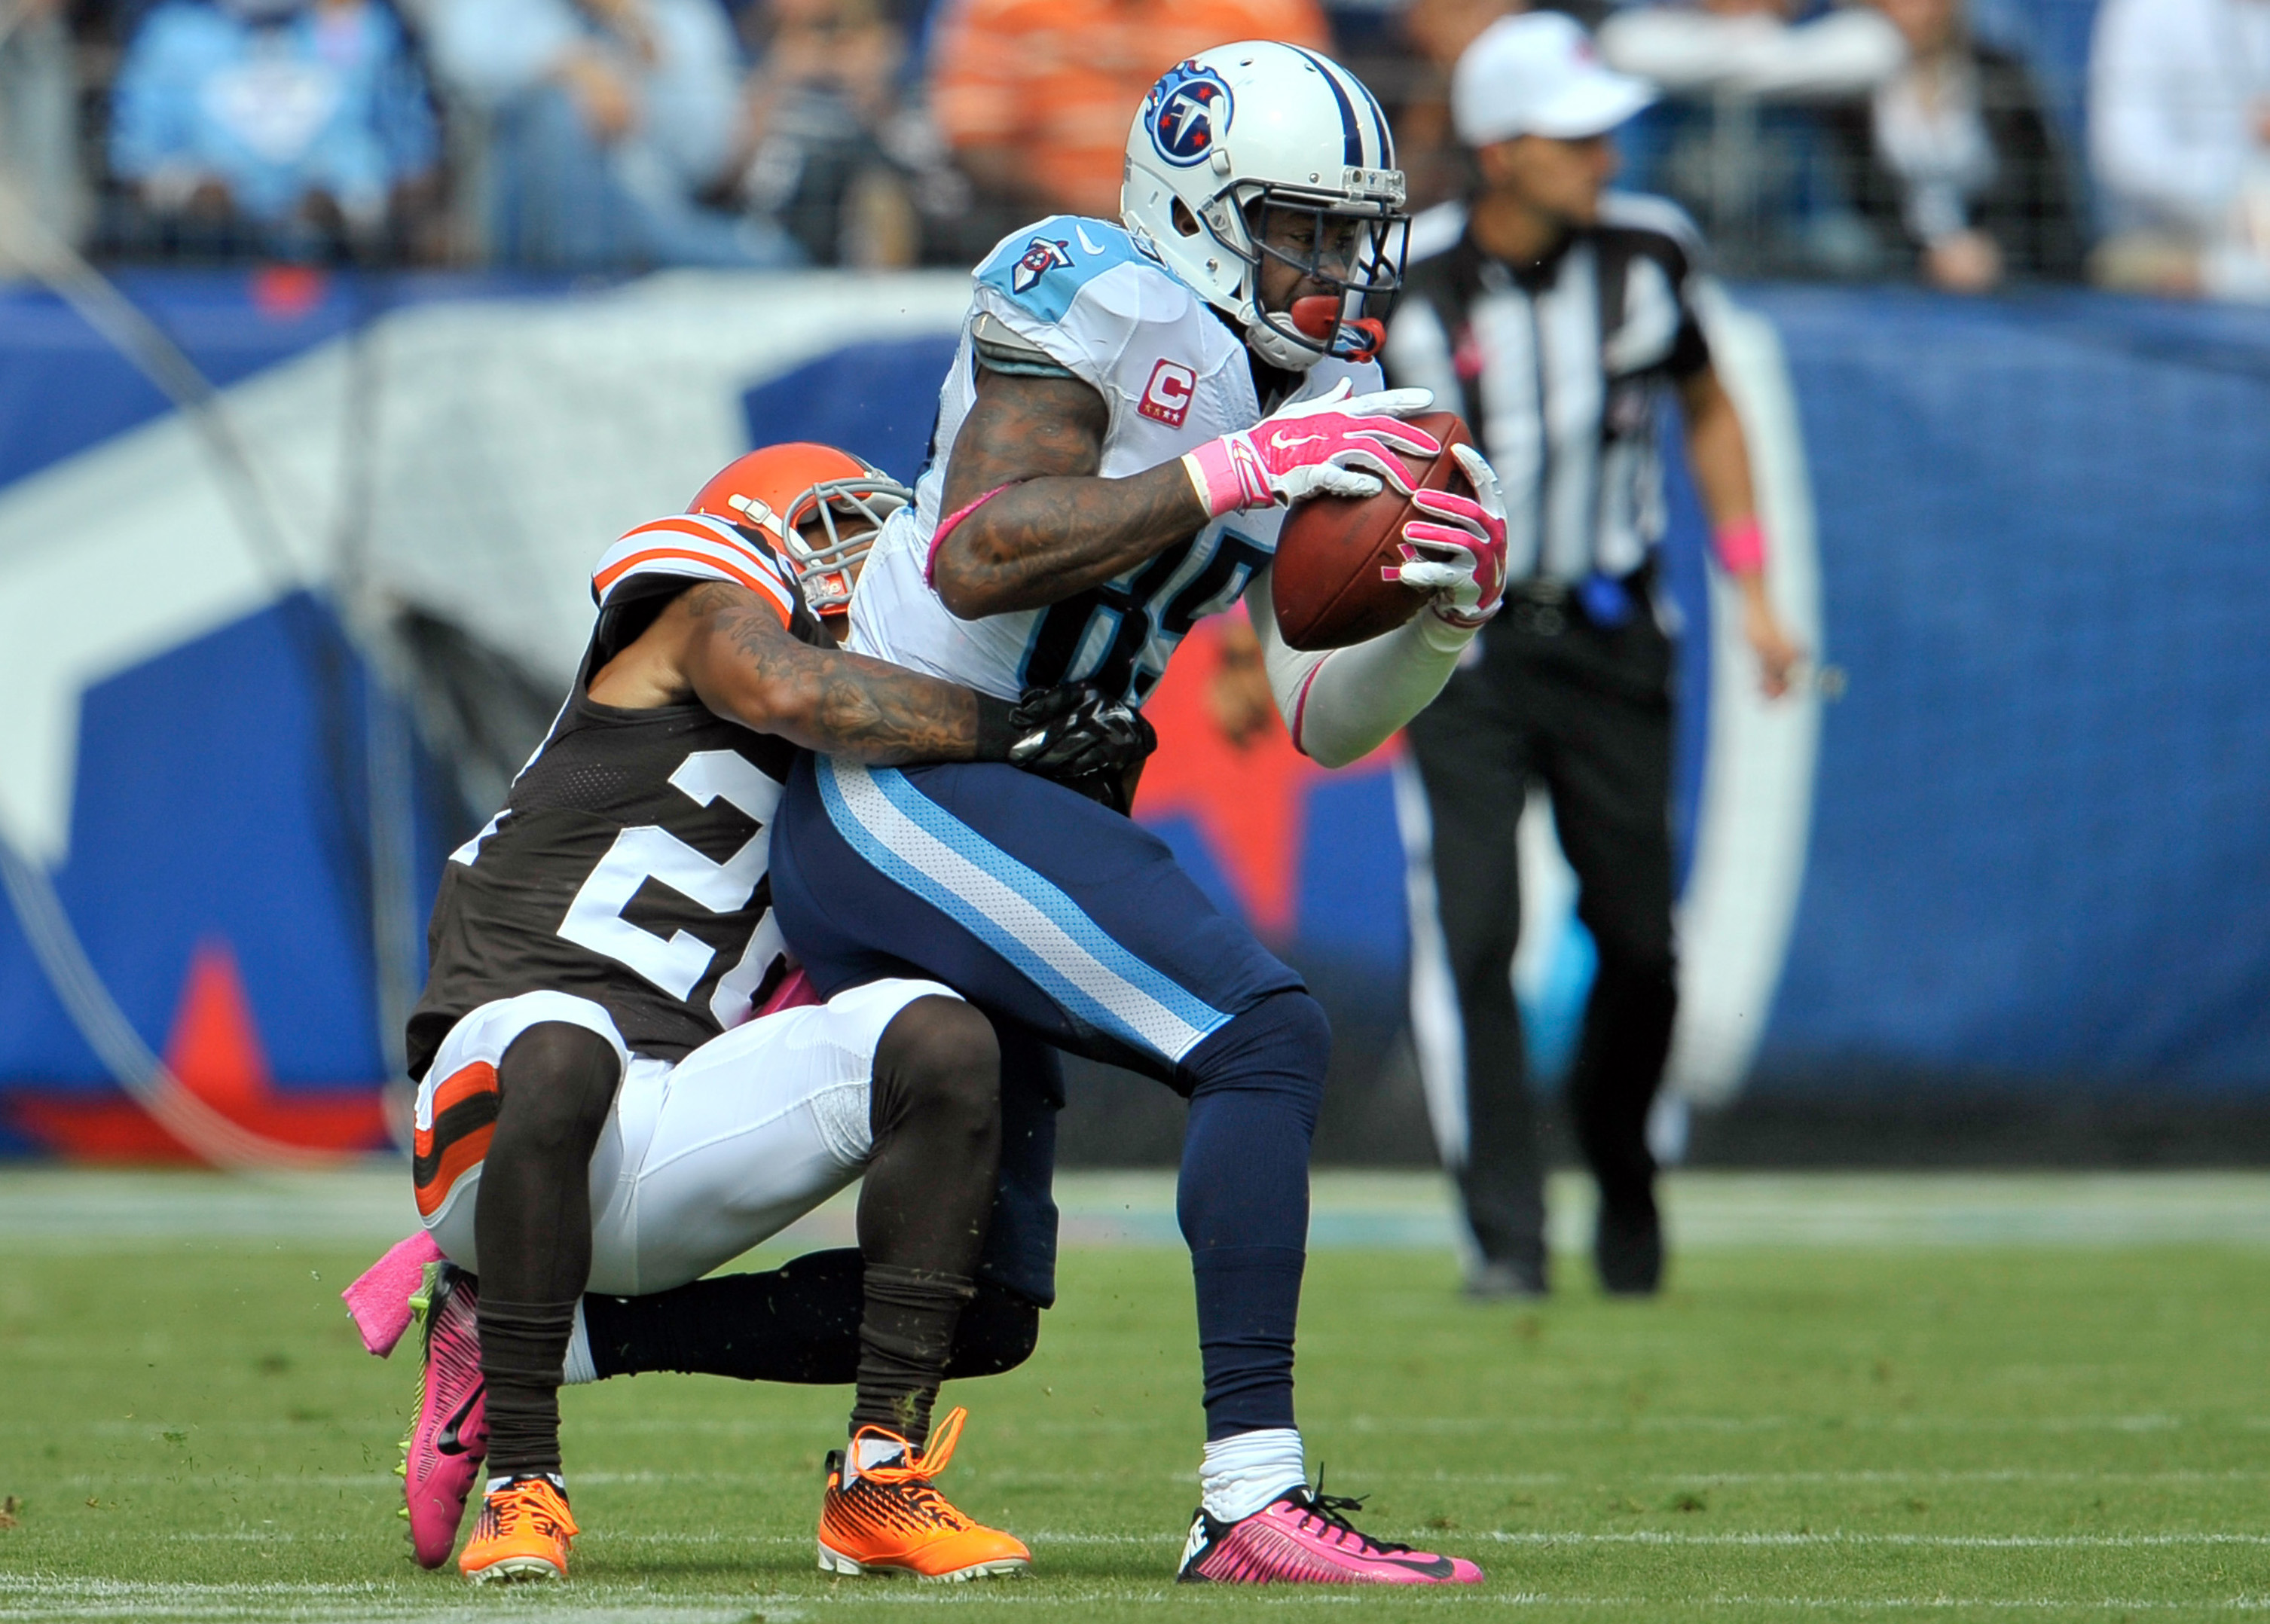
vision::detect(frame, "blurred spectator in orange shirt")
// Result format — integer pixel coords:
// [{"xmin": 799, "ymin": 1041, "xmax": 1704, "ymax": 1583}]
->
[{"xmin": 928, "ymin": 0, "xmax": 1331, "ymax": 240}]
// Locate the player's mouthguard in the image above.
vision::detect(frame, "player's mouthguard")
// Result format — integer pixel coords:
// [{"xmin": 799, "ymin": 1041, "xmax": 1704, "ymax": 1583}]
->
[{"xmin": 1290, "ymin": 297, "xmax": 1386, "ymax": 364}]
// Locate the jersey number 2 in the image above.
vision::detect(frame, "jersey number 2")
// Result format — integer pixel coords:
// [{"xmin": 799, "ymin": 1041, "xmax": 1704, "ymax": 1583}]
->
[{"xmin": 558, "ymin": 750, "xmax": 785, "ymax": 1025}]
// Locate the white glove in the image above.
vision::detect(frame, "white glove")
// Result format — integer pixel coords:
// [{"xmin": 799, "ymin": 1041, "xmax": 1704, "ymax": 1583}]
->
[{"xmin": 1182, "ymin": 380, "xmax": 1440, "ymax": 517}]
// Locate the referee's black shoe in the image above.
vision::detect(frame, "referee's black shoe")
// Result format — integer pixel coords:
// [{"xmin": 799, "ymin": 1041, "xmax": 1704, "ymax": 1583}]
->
[
  {"xmin": 1595, "ymin": 1200, "xmax": 1664, "ymax": 1296},
  {"xmin": 1465, "ymin": 1257, "xmax": 1548, "ymax": 1301}
]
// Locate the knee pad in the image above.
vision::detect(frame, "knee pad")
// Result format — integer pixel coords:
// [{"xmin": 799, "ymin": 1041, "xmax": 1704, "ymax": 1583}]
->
[
  {"xmin": 1181, "ymin": 990, "xmax": 1331, "ymax": 1110},
  {"xmin": 494, "ymin": 1022, "xmax": 623, "ymax": 1155},
  {"xmin": 873, "ymin": 997, "xmax": 1002, "ymax": 1135}
]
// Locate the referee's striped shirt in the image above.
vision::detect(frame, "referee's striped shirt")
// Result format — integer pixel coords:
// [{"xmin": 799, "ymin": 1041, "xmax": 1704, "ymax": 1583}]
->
[{"xmin": 1384, "ymin": 192, "xmax": 1715, "ymax": 585}]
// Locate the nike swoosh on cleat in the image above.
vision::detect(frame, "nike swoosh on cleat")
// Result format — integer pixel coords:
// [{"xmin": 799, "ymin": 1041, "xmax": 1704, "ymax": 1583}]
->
[
  {"xmin": 1368, "ymin": 1555, "xmax": 1459, "ymax": 1577},
  {"xmin": 435, "ymin": 1391, "xmax": 482, "ymax": 1456},
  {"xmin": 1178, "ymin": 1516, "xmax": 1208, "ymax": 1574}
]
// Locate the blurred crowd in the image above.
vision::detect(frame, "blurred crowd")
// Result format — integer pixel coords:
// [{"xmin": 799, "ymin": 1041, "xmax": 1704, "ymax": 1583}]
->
[{"xmin": 0, "ymin": 0, "xmax": 2263, "ymax": 297}]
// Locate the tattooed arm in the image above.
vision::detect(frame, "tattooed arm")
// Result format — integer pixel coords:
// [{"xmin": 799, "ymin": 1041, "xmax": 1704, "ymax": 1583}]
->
[
  {"xmin": 590, "ymin": 582, "xmax": 1010, "ymax": 764},
  {"xmin": 929, "ymin": 369, "xmax": 1210, "ymax": 620}
]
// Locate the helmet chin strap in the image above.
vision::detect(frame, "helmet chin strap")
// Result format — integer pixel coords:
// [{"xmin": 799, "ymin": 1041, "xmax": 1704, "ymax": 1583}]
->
[{"xmin": 1245, "ymin": 315, "xmax": 1328, "ymax": 372}]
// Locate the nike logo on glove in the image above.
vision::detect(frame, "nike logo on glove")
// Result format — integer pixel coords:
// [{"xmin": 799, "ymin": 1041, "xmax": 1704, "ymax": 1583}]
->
[{"xmin": 1269, "ymin": 432, "xmax": 1327, "ymax": 453}]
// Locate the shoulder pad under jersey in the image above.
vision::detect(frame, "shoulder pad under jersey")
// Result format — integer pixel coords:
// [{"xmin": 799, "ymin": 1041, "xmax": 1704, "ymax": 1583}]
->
[
  {"xmin": 970, "ymin": 215, "xmax": 1218, "ymax": 402},
  {"xmin": 975, "ymin": 215, "xmax": 1168, "ymax": 326}
]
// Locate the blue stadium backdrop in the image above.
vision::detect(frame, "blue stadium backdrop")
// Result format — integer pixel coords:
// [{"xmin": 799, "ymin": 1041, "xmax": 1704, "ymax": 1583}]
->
[{"xmin": 0, "ymin": 267, "xmax": 2265, "ymax": 1160}]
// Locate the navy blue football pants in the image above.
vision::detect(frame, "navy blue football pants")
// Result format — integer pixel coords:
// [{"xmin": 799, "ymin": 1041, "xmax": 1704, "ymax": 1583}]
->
[{"xmin": 771, "ymin": 755, "xmax": 1329, "ymax": 1439}]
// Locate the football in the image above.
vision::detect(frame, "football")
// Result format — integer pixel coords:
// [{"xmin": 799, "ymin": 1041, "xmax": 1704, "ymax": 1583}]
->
[{"xmin": 1269, "ymin": 411, "xmax": 1477, "ymax": 652}]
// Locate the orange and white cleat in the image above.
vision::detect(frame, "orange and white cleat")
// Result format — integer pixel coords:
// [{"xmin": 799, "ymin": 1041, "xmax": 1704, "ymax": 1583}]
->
[
  {"xmin": 458, "ymin": 1473, "xmax": 578, "ymax": 1583},
  {"xmin": 816, "ymin": 1407, "xmax": 1030, "ymax": 1582}
]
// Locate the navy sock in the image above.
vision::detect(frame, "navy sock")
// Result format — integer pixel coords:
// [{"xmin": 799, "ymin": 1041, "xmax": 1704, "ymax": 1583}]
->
[
  {"xmin": 1175, "ymin": 991, "xmax": 1330, "ymax": 1441},
  {"xmin": 581, "ymin": 1249, "xmax": 1040, "ymax": 1384}
]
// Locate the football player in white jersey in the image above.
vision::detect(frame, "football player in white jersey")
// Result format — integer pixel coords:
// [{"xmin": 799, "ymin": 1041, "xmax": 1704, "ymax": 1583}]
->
[{"xmin": 768, "ymin": 43, "xmax": 1506, "ymax": 1585}]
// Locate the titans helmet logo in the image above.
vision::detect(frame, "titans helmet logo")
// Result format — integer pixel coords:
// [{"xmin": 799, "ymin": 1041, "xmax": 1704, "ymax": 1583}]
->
[{"xmin": 1147, "ymin": 63, "xmax": 1233, "ymax": 168}]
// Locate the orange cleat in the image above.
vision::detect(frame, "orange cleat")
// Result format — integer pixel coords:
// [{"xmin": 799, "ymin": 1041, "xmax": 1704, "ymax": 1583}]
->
[
  {"xmin": 457, "ymin": 1473, "xmax": 577, "ymax": 1583},
  {"xmin": 816, "ymin": 1407, "xmax": 1030, "ymax": 1582}
]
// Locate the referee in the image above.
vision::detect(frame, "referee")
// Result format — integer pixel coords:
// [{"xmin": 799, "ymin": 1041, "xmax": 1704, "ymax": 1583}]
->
[{"xmin": 1386, "ymin": 12, "xmax": 1801, "ymax": 1298}]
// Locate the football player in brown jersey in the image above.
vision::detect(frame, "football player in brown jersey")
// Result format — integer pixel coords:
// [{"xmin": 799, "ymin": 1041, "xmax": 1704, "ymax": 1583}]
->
[{"xmin": 384, "ymin": 444, "xmax": 1146, "ymax": 1583}]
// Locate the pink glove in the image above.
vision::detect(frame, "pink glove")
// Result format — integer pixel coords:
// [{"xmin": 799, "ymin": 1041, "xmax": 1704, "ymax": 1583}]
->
[
  {"xmin": 1391, "ymin": 443, "xmax": 1508, "ymax": 629},
  {"xmin": 1183, "ymin": 380, "xmax": 1440, "ymax": 518}
]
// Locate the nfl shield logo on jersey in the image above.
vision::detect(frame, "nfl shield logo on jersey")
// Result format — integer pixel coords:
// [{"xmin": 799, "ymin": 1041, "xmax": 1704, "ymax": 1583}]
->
[
  {"xmin": 1012, "ymin": 237, "xmax": 1074, "ymax": 295},
  {"xmin": 1147, "ymin": 62, "xmax": 1233, "ymax": 167}
]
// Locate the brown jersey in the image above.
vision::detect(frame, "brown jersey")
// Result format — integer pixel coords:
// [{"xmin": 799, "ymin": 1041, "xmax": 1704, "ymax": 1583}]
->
[{"xmin": 407, "ymin": 513, "xmax": 817, "ymax": 1079}]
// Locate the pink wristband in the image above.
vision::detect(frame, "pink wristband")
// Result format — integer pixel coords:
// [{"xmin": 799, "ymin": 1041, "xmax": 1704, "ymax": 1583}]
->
[
  {"xmin": 1182, "ymin": 438, "xmax": 1272, "ymax": 517},
  {"xmin": 1713, "ymin": 517, "xmax": 1766, "ymax": 575},
  {"xmin": 925, "ymin": 483, "xmax": 1019, "ymax": 585}
]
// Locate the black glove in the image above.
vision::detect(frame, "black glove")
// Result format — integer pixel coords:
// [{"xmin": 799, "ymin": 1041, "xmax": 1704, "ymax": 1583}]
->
[{"xmin": 1006, "ymin": 684, "xmax": 1157, "ymax": 810}]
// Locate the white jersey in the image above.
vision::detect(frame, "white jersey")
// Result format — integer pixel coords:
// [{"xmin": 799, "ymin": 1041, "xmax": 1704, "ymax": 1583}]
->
[{"xmin": 849, "ymin": 215, "xmax": 1382, "ymax": 706}]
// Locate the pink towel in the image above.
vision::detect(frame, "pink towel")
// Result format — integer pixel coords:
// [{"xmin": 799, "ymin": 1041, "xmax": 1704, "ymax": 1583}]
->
[{"xmin": 342, "ymin": 1229, "xmax": 444, "ymax": 1357}]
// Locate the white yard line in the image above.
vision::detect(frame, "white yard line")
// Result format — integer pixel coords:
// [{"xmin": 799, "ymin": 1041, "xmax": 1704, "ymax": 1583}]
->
[
  {"xmin": 2, "ymin": 1571, "xmax": 2263, "ymax": 1618},
  {"xmin": 134, "ymin": 1528, "xmax": 2270, "ymax": 1551},
  {"xmin": 8, "ymin": 1169, "xmax": 2270, "ymax": 1250},
  {"xmin": 44, "ymin": 1458, "xmax": 2270, "ymax": 1493},
  {"xmin": 1254, "ymin": 1598, "xmax": 2270, "ymax": 1613},
  {"xmin": 1477, "ymin": 1531, "xmax": 2270, "ymax": 1548},
  {"xmin": 0, "ymin": 1576, "xmax": 793, "ymax": 1622}
]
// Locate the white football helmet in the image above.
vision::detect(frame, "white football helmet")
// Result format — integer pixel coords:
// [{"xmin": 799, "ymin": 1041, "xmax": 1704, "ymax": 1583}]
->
[{"xmin": 1122, "ymin": 41, "xmax": 1407, "ymax": 371}]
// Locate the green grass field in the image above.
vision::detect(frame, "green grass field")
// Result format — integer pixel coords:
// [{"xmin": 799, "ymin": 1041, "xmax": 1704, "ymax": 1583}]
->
[{"xmin": 2, "ymin": 1171, "xmax": 2268, "ymax": 1622}]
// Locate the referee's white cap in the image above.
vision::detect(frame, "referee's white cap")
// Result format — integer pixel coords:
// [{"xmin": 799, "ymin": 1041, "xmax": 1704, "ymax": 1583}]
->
[{"xmin": 1453, "ymin": 13, "xmax": 1657, "ymax": 147}]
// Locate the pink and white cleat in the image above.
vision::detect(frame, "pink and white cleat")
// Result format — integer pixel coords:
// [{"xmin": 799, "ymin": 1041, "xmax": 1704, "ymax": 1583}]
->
[
  {"xmin": 1175, "ymin": 1482, "xmax": 1484, "ymax": 1586},
  {"xmin": 398, "ymin": 1261, "xmax": 488, "ymax": 1568}
]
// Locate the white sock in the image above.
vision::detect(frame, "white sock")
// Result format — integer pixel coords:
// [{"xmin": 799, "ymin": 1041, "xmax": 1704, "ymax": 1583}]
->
[
  {"xmin": 1200, "ymin": 1427, "xmax": 1305, "ymax": 1523},
  {"xmin": 559, "ymin": 1302, "xmax": 595, "ymax": 1386},
  {"xmin": 842, "ymin": 1432, "xmax": 910, "ymax": 1486}
]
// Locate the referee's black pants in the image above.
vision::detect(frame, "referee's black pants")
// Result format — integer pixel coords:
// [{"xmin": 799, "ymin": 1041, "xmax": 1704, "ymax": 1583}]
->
[{"xmin": 1403, "ymin": 594, "xmax": 1679, "ymax": 1293}]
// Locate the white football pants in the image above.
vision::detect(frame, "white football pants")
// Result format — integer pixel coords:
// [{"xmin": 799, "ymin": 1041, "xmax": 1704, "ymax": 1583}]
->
[{"xmin": 413, "ymin": 978, "xmax": 956, "ymax": 1296}]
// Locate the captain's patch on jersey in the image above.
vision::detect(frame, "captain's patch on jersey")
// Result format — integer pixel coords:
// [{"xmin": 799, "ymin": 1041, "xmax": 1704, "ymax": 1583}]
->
[
  {"xmin": 1138, "ymin": 359, "xmax": 1197, "ymax": 427},
  {"xmin": 1012, "ymin": 237, "xmax": 1074, "ymax": 295},
  {"xmin": 1147, "ymin": 62, "xmax": 1233, "ymax": 168}
]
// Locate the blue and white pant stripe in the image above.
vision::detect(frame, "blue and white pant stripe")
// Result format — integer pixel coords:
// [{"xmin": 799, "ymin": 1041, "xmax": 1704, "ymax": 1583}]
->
[{"xmin": 814, "ymin": 758, "xmax": 1233, "ymax": 1064}]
